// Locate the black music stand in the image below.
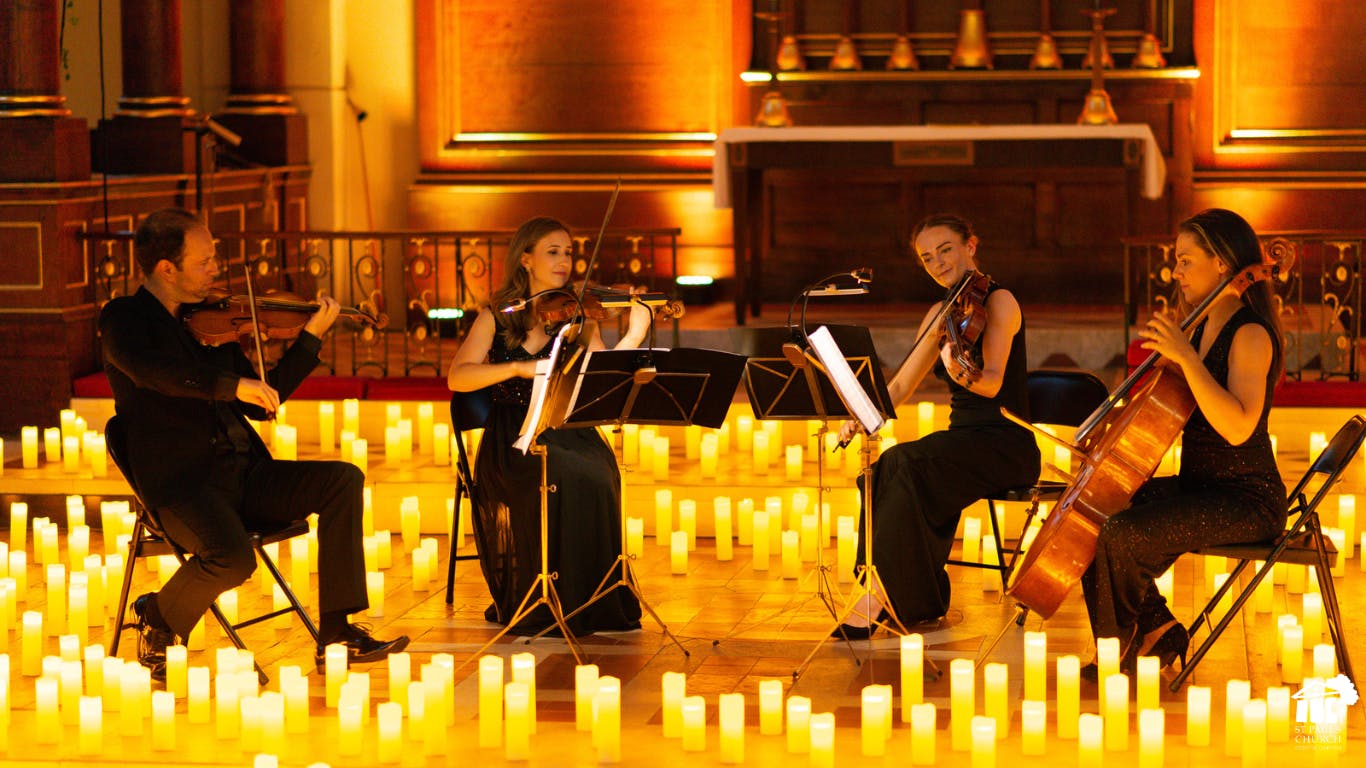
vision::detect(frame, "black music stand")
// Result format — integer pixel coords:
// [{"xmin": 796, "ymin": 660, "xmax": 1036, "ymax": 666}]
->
[
  {"xmin": 529, "ymin": 346, "xmax": 746, "ymax": 651},
  {"xmin": 736, "ymin": 325, "xmax": 894, "ymax": 626}
]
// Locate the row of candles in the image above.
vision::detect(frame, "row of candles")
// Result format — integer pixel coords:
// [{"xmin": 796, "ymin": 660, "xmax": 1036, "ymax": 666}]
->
[{"xmin": 2, "ymin": 633, "xmax": 1345, "ymax": 766}]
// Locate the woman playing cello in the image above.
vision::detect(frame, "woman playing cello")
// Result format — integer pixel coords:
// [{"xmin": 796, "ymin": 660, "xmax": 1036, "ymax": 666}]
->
[
  {"xmin": 836, "ymin": 213, "xmax": 1040, "ymax": 636},
  {"xmin": 1081, "ymin": 208, "xmax": 1286, "ymax": 677}
]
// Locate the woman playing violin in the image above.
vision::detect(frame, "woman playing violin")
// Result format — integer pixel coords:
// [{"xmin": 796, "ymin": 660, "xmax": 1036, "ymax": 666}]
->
[
  {"xmin": 446, "ymin": 216, "xmax": 649, "ymax": 634},
  {"xmin": 1080, "ymin": 208, "xmax": 1285, "ymax": 677},
  {"xmin": 836, "ymin": 213, "xmax": 1040, "ymax": 636}
]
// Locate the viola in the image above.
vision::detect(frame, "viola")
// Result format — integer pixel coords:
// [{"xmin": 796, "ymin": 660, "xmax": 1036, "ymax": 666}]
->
[
  {"xmin": 1003, "ymin": 254, "xmax": 1286, "ymax": 618},
  {"xmin": 535, "ymin": 282, "xmax": 685, "ymax": 326},
  {"xmin": 937, "ymin": 270, "xmax": 991, "ymax": 383},
  {"xmin": 183, "ymin": 290, "xmax": 383, "ymax": 363}
]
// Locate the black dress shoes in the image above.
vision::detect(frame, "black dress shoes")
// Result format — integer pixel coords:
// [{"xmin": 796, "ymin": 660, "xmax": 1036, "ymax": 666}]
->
[
  {"xmin": 131, "ymin": 593, "xmax": 173, "ymax": 683},
  {"xmin": 832, "ymin": 609, "xmax": 890, "ymax": 640},
  {"xmin": 315, "ymin": 623, "xmax": 410, "ymax": 670}
]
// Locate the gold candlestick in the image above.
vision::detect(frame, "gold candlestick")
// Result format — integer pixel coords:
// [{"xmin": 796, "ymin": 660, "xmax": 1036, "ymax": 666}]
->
[
  {"xmin": 1078, "ymin": 4, "xmax": 1118, "ymax": 125},
  {"xmin": 1030, "ymin": 0, "xmax": 1062, "ymax": 70},
  {"xmin": 949, "ymin": 2, "xmax": 992, "ymax": 70},
  {"xmin": 886, "ymin": 1, "xmax": 918, "ymax": 71},
  {"xmin": 1132, "ymin": 0, "xmax": 1166, "ymax": 68},
  {"xmin": 829, "ymin": 1, "xmax": 862, "ymax": 70},
  {"xmin": 755, "ymin": 7, "xmax": 792, "ymax": 127}
]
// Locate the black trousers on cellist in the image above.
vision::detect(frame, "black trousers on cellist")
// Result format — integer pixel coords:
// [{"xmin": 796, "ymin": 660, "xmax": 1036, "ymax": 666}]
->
[{"xmin": 153, "ymin": 453, "xmax": 368, "ymax": 639}]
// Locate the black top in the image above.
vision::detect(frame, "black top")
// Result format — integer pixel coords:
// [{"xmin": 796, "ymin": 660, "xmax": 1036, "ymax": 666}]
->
[{"xmin": 934, "ymin": 281, "xmax": 1032, "ymax": 430}]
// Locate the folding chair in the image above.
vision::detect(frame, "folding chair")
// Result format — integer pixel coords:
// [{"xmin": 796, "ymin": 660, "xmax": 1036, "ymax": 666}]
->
[
  {"xmin": 105, "ymin": 416, "xmax": 321, "ymax": 683},
  {"xmin": 950, "ymin": 369, "xmax": 1110, "ymax": 592},
  {"xmin": 445, "ymin": 387, "xmax": 491, "ymax": 603},
  {"xmin": 1169, "ymin": 414, "xmax": 1366, "ymax": 691}
]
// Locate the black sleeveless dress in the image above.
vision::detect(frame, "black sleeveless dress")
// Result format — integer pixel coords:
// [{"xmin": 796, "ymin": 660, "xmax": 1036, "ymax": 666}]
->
[
  {"xmin": 856, "ymin": 282, "xmax": 1041, "ymax": 624},
  {"xmin": 469, "ymin": 324, "xmax": 641, "ymax": 635},
  {"xmin": 1082, "ymin": 305, "xmax": 1286, "ymax": 641}
]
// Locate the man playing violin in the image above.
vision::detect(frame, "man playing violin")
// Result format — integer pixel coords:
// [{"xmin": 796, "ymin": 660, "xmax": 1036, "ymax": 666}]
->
[
  {"xmin": 100, "ymin": 207, "xmax": 408, "ymax": 678},
  {"xmin": 834, "ymin": 213, "xmax": 1040, "ymax": 637}
]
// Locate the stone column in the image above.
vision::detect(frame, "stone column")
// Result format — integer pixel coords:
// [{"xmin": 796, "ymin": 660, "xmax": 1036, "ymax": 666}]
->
[
  {"xmin": 96, "ymin": 0, "xmax": 199, "ymax": 174},
  {"xmin": 218, "ymin": 0, "xmax": 308, "ymax": 166},
  {"xmin": 0, "ymin": 0, "xmax": 90, "ymax": 181}
]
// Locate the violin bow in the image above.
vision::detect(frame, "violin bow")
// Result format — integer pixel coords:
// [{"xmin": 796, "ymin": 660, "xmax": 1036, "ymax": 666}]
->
[
  {"xmin": 572, "ymin": 178, "xmax": 623, "ymax": 311},
  {"xmin": 242, "ymin": 265, "xmax": 275, "ymax": 418}
]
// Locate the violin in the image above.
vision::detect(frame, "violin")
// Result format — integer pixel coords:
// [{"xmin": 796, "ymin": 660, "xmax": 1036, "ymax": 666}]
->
[
  {"xmin": 937, "ymin": 270, "xmax": 991, "ymax": 384},
  {"xmin": 534, "ymin": 282, "xmax": 685, "ymax": 326},
  {"xmin": 183, "ymin": 289, "xmax": 383, "ymax": 363}
]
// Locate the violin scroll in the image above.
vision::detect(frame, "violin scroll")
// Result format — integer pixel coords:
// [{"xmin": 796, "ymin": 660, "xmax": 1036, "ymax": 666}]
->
[{"xmin": 937, "ymin": 270, "xmax": 991, "ymax": 384}]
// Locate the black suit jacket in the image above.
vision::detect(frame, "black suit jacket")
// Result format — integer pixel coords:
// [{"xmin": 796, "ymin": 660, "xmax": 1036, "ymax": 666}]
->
[{"xmin": 100, "ymin": 286, "xmax": 322, "ymax": 507}]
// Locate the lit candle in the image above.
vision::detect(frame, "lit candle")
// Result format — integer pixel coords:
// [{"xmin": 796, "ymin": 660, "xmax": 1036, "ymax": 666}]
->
[
  {"xmin": 10, "ymin": 502, "xmax": 27, "ymax": 556},
  {"xmin": 412, "ymin": 546, "xmax": 432, "ymax": 591},
  {"xmin": 45, "ymin": 426, "xmax": 61, "ymax": 463},
  {"xmin": 88, "ymin": 434, "xmax": 107, "ymax": 477},
  {"xmin": 786, "ymin": 445, "xmax": 803, "ymax": 480},
  {"xmin": 341, "ymin": 429, "xmax": 355, "ymax": 463},
  {"xmin": 415, "ymin": 401, "xmax": 434, "ymax": 455},
  {"xmin": 366, "ymin": 571, "xmax": 385, "ymax": 617},
  {"xmin": 671, "ymin": 530, "xmax": 688, "ymax": 574},
  {"xmin": 980, "ymin": 534, "xmax": 999, "ymax": 591},
  {"xmin": 624, "ymin": 517, "xmax": 644, "ymax": 559},
  {"xmin": 479, "ymin": 655, "xmax": 504, "ymax": 748},
  {"xmin": 700, "ymin": 433, "xmax": 719, "ymax": 478},
  {"xmin": 836, "ymin": 516, "xmax": 856, "ymax": 582},
  {"xmin": 809, "ymin": 712, "xmax": 835, "ymax": 768},
  {"xmin": 1021, "ymin": 699, "xmax": 1046, "ymax": 755},
  {"xmin": 961, "ymin": 516, "xmax": 981, "ymax": 564},
  {"xmin": 1327, "ymin": 529, "xmax": 1346, "ymax": 577},
  {"xmin": 686, "ymin": 424, "xmax": 702, "ymax": 460},
  {"xmin": 679, "ymin": 499, "xmax": 696, "ymax": 550},
  {"xmin": 1077, "ymin": 713, "xmax": 1103, "ymax": 768},
  {"xmin": 351, "ymin": 437, "xmax": 368, "ymax": 475},
  {"xmin": 120, "ymin": 664, "xmax": 150, "ymax": 737},
  {"xmin": 719, "ymin": 692, "xmax": 745, "ymax": 764},
  {"xmin": 1310, "ymin": 431, "xmax": 1327, "ymax": 457},
  {"xmin": 1096, "ymin": 636, "xmax": 1120, "ymax": 682},
  {"xmin": 79, "ymin": 694, "xmax": 103, "ymax": 755},
  {"xmin": 280, "ymin": 666, "xmax": 308, "ymax": 734},
  {"xmin": 1136, "ymin": 655, "xmax": 1159, "ymax": 711},
  {"xmin": 22, "ymin": 426, "xmax": 39, "ymax": 468},
  {"xmin": 980, "ymin": 662, "xmax": 1007, "ymax": 738},
  {"xmin": 21, "ymin": 611, "xmax": 42, "ymax": 675},
  {"xmin": 661, "ymin": 670, "xmax": 686, "ymax": 737},
  {"xmin": 337, "ymin": 689, "xmax": 363, "ymax": 755},
  {"xmin": 737, "ymin": 414, "xmax": 753, "ymax": 451},
  {"xmin": 622, "ymin": 423, "xmax": 639, "ymax": 465},
  {"xmin": 62, "ymin": 435, "xmax": 80, "ymax": 472},
  {"xmin": 35, "ymin": 677, "xmax": 59, "ymax": 741},
  {"xmin": 386, "ymin": 402, "xmax": 402, "ymax": 426},
  {"xmin": 950, "ymin": 658, "xmax": 975, "ymax": 751},
  {"xmin": 911, "ymin": 702, "xmax": 937, "ymax": 764},
  {"xmin": 682, "ymin": 695, "xmax": 706, "ymax": 751},
  {"xmin": 1186, "ymin": 685, "xmax": 1211, "ymax": 746},
  {"xmin": 1023, "ymin": 631, "xmax": 1047, "ymax": 701},
  {"xmin": 737, "ymin": 497, "xmax": 754, "ymax": 545},
  {"xmin": 504, "ymin": 681, "xmax": 531, "ymax": 761},
  {"xmin": 753, "ymin": 431, "xmax": 770, "ymax": 474},
  {"xmin": 1138, "ymin": 708, "xmax": 1164, "ymax": 768},
  {"xmin": 1282, "ymin": 624, "xmax": 1303, "ymax": 684},
  {"xmin": 861, "ymin": 685, "xmax": 890, "ymax": 756},
  {"xmin": 1103, "ymin": 672, "xmax": 1129, "ymax": 751},
  {"xmin": 753, "ymin": 510, "xmax": 771, "ymax": 571},
  {"xmin": 782, "ymin": 530, "xmax": 801, "ymax": 579},
  {"xmin": 399, "ymin": 496, "xmax": 421, "ymax": 551},
  {"xmin": 1056, "ymin": 655, "xmax": 1080, "ymax": 740},
  {"xmin": 508, "ymin": 652, "xmax": 535, "ymax": 734},
  {"xmin": 59, "ymin": 658, "xmax": 82, "ymax": 725},
  {"xmin": 759, "ymin": 679, "xmax": 784, "ymax": 735},
  {"xmin": 1338, "ymin": 494, "xmax": 1356, "ymax": 559},
  {"xmin": 376, "ymin": 700, "xmax": 402, "ymax": 763},
  {"xmin": 314, "ymin": 401, "xmax": 335, "ymax": 455},
  {"xmin": 901, "ymin": 634, "xmax": 924, "ymax": 718},
  {"xmin": 1243, "ymin": 699, "xmax": 1267, "ymax": 768},
  {"xmin": 917, "ymin": 401, "xmax": 934, "ymax": 436},
  {"xmin": 715, "ymin": 499, "xmax": 733, "ymax": 561},
  {"xmin": 275, "ymin": 424, "xmax": 298, "ymax": 461},
  {"xmin": 432, "ymin": 422, "xmax": 450, "ymax": 466},
  {"xmin": 786, "ymin": 695, "xmax": 811, "ymax": 753},
  {"xmin": 187, "ymin": 666, "xmax": 210, "ymax": 724},
  {"xmin": 1302, "ymin": 592, "xmax": 1323, "ymax": 643},
  {"xmin": 575, "ymin": 664, "xmax": 599, "ymax": 732},
  {"xmin": 1266, "ymin": 686, "xmax": 1290, "ymax": 743},
  {"xmin": 970, "ymin": 715, "xmax": 996, "ymax": 768},
  {"xmin": 824, "ymin": 432, "xmax": 841, "ymax": 470},
  {"xmin": 653, "ymin": 435, "xmax": 670, "ymax": 481},
  {"xmin": 1313, "ymin": 643, "xmax": 1336, "ymax": 680},
  {"xmin": 639, "ymin": 428, "xmax": 655, "ymax": 470},
  {"xmin": 655, "ymin": 489, "xmax": 672, "ymax": 546},
  {"xmin": 593, "ymin": 676, "xmax": 621, "ymax": 763}
]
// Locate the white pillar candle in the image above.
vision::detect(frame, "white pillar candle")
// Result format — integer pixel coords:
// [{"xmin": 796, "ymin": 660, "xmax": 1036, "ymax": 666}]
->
[
  {"xmin": 736, "ymin": 414, "xmax": 753, "ymax": 451},
  {"xmin": 62, "ymin": 435, "xmax": 81, "ymax": 472},
  {"xmin": 715, "ymin": 500, "xmax": 733, "ymax": 561},
  {"xmin": 686, "ymin": 424, "xmax": 702, "ymax": 460},
  {"xmin": 1243, "ymin": 699, "xmax": 1267, "ymax": 768},
  {"xmin": 433, "ymin": 422, "xmax": 450, "ymax": 466},
  {"xmin": 861, "ymin": 685, "xmax": 890, "ymax": 756},
  {"xmin": 21, "ymin": 611, "xmax": 42, "ymax": 675},
  {"xmin": 786, "ymin": 695, "xmax": 811, "ymax": 753},
  {"xmin": 341, "ymin": 429, "xmax": 355, "ymax": 463},
  {"xmin": 1266, "ymin": 686, "xmax": 1290, "ymax": 743},
  {"xmin": 1186, "ymin": 685, "xmax": 1211, "ymax": 746},
  {"xmin": 737, "ymin": 498, "xmax": 754, "ymax": 545},
  {"xmin": 1302, "ymin": 592, "xmax": 1323, "ymax": 643},
  {"xmin": 970, "ymin": 715, "xmax": 996, "ymax": 768},
  {"xmin": 809, "ymin": 712, "xmax": 835, "ymax": 768},
  {"xmin": 638, "ymin": 428, "xmax": 655, "ymax": 470},
  {"xmin": 1077, "ymin": 713, "xmax": 1103, "ymax": 768},
  {"xmin": 187, "ymin": 666, "xmax": 210, "ymax": 724},
  {"xmin": 40, "ymin": 523, "xmax": 59, "ymax": 567},
  {"xmin": 44, "ymin": 426, "xmax": 62, "ymax": 463},
  {"xmin": 1056, "ymin": 655, "xmax": 1080, "ymax": 740},
  {"xmin": 700, "ymin": 433, "xmax": 719, "ymax": 478},
  {"xmin": 10, "ymin": 502, "xmax": 27, "ymax": 557},
  {"xmin": 752, "ymin": 431, "xmax": 770, "ymax": 474},
  {"xmin": 950, "ymin": 658, "xmax": 975, "ymax": 751},
  {"xmin": 337, "ymin": 689, "xmax": 363, "ymax": 755},
  {"xmin": 120, "ymin": 663, "xmax": 150, "ymax": 737},
  {"xmin": 376, "ymin": 700, "xmax": 403, "ymax": 764},
  {"xmin": 351, "ymin": 437, "xmax": 368, "ymax": 475},
  {"xmin": 1103, "ymin": 672, "xmax": 1129, "ymax": 751},
  {"xmin": 1338, "ymin": 494, "xmax": 1356, "ymax": 559},
  {"xmin": 593, "ymin": 676, "xmax": 621, "ymax": 763},
  {"xmin": 504, "ymin": 681, "xmax": 531, "ymax": 761},
  {"xmin": 625, "ymin": 517, "xmax": 644, "ymax": 559},
  {"xmin": 1021, "ymin": 699, "xmax": 1046, "ymax": 755},
  {"xmin": 679, "ymin": 499, "xmax": 696, "ymax": 550},
  {"xmin": 67, "ymin": 579, "xmax": 88, "ymax": 645},
  {"xmin": 366, "ymin": 571, "xmax": 385, "ymax": 617},
  {"xmin": 21, "ymin": 426, "xmax": 39, "ymax": 468},
  {"xmin": 88, "ymin": 434, "xmax": 107, "ymax": 477},
  {"xmin": 1312, "ymin": 643, "xmax": 1336, "ymax": 679},
  {"xmin": 984, "ymin": 662, "xmax": 1008, "ymax": 738},
  {"xmin": 719, "ymin": 692, "xmax": 745, "ymax": 764},
  {"xmin": 416, "ymin": 402, "xmax": 434, "ymax": 455},
  {"xmin": 1022, "ymin": 631, "xmax": 1047, "ymax": 701},
  {"xmin": 479, "ymin": 655, "xmax": 504, "ymax": 748},
  {"xmin": 622, "ymin": 423, "xmax": 639, "ymax": 465},
  {"xmin": 653, "ymin": 435, "xmax": 670, "ymax": 481},
  {"xmin": 661, "ymin": 670, "xmax": 686, "ymax": 738},
  {"xmin": 1136, "ymin": 655, "xmax": 1160, "ymax": 711},
  {"xmin": 280, "ymin": 666, "xmax": 308, "ymax": 734},
  {"xmin": 510, "ymin": 652, "xmax": 536, "ymax": 734},
  {"xmin": 575, "ymin": 664, "xmax": 598, "ymax": 732},
  {"xmin": 411, "ymin": 547, "xmax": 432, "ymax": 591},
  {"xmin": 836, "ymin": 516, "xmax": 856, "ymax": 583},
  {"xmin": 79, "ymin": 694, "xmax": 103, "ymax": 755},
  {"xmin": 315, "ymin": 401, "xmax": 335, "ymax": 455},
  {"xmin": 275, "ymin": 424, "xmax": 297, "ymax": 461},
  {"xmin": 911, "ymin": 702, "xmax": 937, "ymax": 765},
  {"xmin": 980, "ymin": 534, "xmax": 999, "ymax": 591},
  {"xmin": 752, "ymin": 510, "xmax": 771, "ymax": 571},
  {"xmin": 824, "ymin": 431, "xmax": 841, "ymax": 470},
  {"xmin": 917, "ymin": 401, "xmax": 934, "ymax": 436},
  {"xmin": 35, "ymin": 676, "xmax": 59, "ymax": 742},
  {"xmin": 654, "ymin": 489, "xmax": 672, "ymax": 546},
  {"xmin": 1309, "ymin": 431, "xmax": 1327, "ymax": 457},
  {"xmin": 786, "ymin": 445, "xmax": 803, "ymax": 480},
  {"xmin": 1282, "ymin": 624, "xmax": 1303, "ymax": 684},
  {"xmin": 681, "ymin": 695, "xmax": 706, "ymax": 752},
  {"xmin": 1326, "ymin": 528, "xmax": 1347, "ymax": 577},
  {"xmin": 670, "ymin": 530, "xmax": 688, "ymax": 574},
  {"xmin": 759, "ymin": 679, "xmax": 784, "ymax": 735},
  {"xmin": 1096, "ymin": 636, "xmax": 1120, "ymax": 681},
  {"xmin": 59, "ymin": 658, "xmax": 83, "ymax": 725},
  {"xmin": 781, "ymin": 530, "xmax": 801, "ymax": 579},
  {"xmin": 901, "ymin": 634, "xmax": 924, "ymax": 718},
  {"xmin": 1138, "ymin": 708, "xmax": 1164, "ymax": 768},
  {"xmin": 961, "ymin": 516, "xmax": 981, "ymax": 564}
]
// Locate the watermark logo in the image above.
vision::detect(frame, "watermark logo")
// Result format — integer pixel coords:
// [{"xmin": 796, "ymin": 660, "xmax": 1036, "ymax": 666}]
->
[{"xmin": 1292, "ymin": 674, "xmax": 1358, "ymax": 750}]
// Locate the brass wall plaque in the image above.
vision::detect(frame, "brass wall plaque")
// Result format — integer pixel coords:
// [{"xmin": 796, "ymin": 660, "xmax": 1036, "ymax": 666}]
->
[{"xmin": 893, "ymin": 141, "xmax": 974, "ymax": 166}]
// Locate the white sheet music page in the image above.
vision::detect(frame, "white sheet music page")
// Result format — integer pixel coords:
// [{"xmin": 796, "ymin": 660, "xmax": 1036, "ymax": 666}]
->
[
  {"xmin": 807, "ymin": 325, "xmax": 886, "ymax": 436},
  {"xmin": 513, "ymin": 325, "xmax": 572, "ymax": 454}
]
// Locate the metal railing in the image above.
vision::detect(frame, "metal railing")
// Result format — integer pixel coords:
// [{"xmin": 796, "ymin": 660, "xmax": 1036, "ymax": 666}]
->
[
  {"xmin": 1124, "ymin": 232, "xmax": 1363, "ymax": 380},
  {"xmin": 85, "ymin": 227, "xmax": 682, "ymax": 377}
]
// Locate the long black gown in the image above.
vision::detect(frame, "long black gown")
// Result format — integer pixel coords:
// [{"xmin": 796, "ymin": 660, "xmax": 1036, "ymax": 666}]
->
[
  {"xmin": 1082, "ymin": 306, "xmax": 1286, "ymax": 642},
  {"xmin": 856, "ymin": 282, "xmax": 1041, "ymax": 624},
  {"xmin": 469, "ymin": 325, "xmax": 641, "ymax": 635}
]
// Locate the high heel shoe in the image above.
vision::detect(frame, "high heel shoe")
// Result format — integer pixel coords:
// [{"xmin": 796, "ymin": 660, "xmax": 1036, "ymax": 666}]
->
[
  {"xmin": 1145, "ymin": 622, "xmax": 1189, "ymax": 671},
  {"xmin": 833, "ymin": 609, "xmax": 890, "ymax": 640}
]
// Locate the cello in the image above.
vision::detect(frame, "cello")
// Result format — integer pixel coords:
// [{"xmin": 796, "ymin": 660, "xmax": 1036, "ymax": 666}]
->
[{"xmin": 1002, "ymin": 240, "xmax": 1293, "ymax": 618}]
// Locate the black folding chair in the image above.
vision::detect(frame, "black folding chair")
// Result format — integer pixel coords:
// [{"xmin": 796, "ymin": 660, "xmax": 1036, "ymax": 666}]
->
[
  {"xmin": 1170, "ymin": 414, "xmax": 1366, "ymax": 691},
  {"xmin": 444, "ymin": 387, "xmax": 492, "ymax": 604},
  {"xmin": 105, "ymin": 416, "xmax": 320, "ymax": 683},
  {"xmin": 950, "ymin": 369, "xmax": 1110, "ymax": 591}
]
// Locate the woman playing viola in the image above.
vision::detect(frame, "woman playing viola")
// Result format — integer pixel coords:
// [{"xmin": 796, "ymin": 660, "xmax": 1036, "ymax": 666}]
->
[
  {"xmin": 836, "ymin": 213, "xmax": 1040, "ymax": 636},
  {"xmin": 1081, "ymin": 208, "xmax": 1285, "ymax": 677},
  {"xmin": 446, "ymin": 216, "xmax": 650, "ymax": 634}
]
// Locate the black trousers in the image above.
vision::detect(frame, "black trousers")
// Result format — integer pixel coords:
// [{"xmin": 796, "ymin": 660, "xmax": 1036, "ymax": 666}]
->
[{"xmin": 153, "ymin": 454, "xmax": 367, "ymax": 638}]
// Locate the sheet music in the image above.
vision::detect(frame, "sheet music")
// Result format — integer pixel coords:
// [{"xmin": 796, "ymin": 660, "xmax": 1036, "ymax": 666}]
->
[
  {"xmin": 513, "ymin": 325, "xmax": 573, "ymax": 454},
  {"xmin": 807, "ymin": 325, "xmax": 886, "ymax": 436}
]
